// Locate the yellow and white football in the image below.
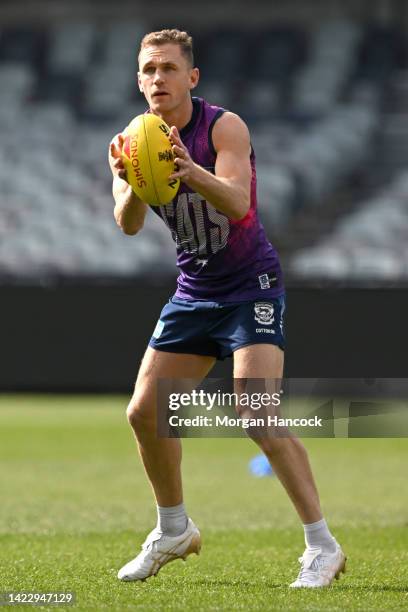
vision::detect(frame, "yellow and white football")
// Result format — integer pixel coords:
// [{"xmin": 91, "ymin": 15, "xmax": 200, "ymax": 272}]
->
[{"xmin": 121, "ymin": 114, "xmax": 180, "ymax": 206}]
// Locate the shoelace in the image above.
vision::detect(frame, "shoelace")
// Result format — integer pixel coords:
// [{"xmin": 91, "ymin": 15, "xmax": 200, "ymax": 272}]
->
[
  {"xmin": 141, "ymin": 531, "xmax": 185, "ymax": 569},
  {"xmin": 297, "ymin": 550, "xmax": 325, "ymax": 582},
  {"xmin": 142, "ymin": 530, "xmax": 162, "ymax": 553}
]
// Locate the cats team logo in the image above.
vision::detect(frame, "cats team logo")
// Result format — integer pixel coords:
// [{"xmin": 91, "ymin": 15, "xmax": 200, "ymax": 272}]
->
[{"xmin": 254, "ymin": 303, "xmax": 274, "ymax": 325}]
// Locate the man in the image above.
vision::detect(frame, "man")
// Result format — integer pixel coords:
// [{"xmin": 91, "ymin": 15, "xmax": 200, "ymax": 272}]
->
[{"xmin": 108, "ymin": 28, "xmax": 346, "ymax": 588}]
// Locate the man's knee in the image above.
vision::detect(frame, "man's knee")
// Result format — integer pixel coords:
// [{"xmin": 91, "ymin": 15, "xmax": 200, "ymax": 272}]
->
[{"xmin": 126, "ymin": 392, "xmax": 155, "ymax": 433}]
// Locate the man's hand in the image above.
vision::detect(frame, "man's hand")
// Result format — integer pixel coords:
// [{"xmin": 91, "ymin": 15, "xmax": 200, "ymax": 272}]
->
[
  {"xmin": 169, "ymin": 126, "xmax": 197, "ymax": 183},
  {"xmin": 109, "ymin": 133, "xmax": 127, "ymax": 181},
  {"xmin": 109, "ymin": 132, "xmax": 148, "ymax": 235}
]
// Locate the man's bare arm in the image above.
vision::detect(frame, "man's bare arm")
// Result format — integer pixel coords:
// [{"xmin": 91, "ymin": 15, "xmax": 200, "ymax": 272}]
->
[
  {"xmin": 109, "ymin": 134, "xmax": 148, "ymax": 235},
  {"xmin": 169, "ymin": 113, "xmax": 251, "ymax": 221},
  {"xmin": 112, "ymin": 174, "xmax": 148, "ymax": 236}
]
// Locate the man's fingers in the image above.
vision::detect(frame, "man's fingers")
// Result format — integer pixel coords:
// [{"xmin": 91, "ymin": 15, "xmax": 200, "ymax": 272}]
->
[
  {"xmin": 110, "ymin": 142, "xmax": 120, "ymax": 158},
  {"xmin": 112, "ymin": 156, "xmax": 127, "ymax": 181},
  {"xmin": 174, "ymin": 157, "xmax": 188, "ymax": 168},
  {"xmin": 169, "ymin": 159, "xmax": 188, "ymax": 180},
  {"xmin": 169, "ymin": 126, "xmax": 182, "ymax": 146},
  {"xmin": 108, "ymin": 132, "xmax": 127, "ymax": 180},
  {"xmin": 169, "ymin": 171, "xmax": 182, "ymax": 180},
  {"xmin": 110, "ymin": 133, "xmax": 125, "ymax": 158},
  {"xmin": 172, "ymin": 144, "xmax": 185, "ymax": 158}
]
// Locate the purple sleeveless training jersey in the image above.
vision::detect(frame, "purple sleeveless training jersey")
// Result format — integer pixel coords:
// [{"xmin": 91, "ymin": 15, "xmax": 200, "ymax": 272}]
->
[{"xmin": 149, "ymin": 97, "xmax": 284, "ymax": 302}]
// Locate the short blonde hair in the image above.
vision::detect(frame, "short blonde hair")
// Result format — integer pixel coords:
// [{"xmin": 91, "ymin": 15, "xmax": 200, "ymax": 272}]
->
[{"xmin": 139, "ymin": 29, "xmax": 194, "ymax": 67}]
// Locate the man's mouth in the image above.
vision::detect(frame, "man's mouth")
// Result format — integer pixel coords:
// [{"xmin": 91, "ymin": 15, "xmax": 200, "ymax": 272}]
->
[{"xmin": 152, "ymin": 91, "xmax": 169, "ymax": 98}]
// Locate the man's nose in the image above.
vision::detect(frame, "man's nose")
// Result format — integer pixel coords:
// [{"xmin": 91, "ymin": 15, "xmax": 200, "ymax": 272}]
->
[{"xmin": 153, "ymin": 70, "xmax": 164, "ymax": 84}]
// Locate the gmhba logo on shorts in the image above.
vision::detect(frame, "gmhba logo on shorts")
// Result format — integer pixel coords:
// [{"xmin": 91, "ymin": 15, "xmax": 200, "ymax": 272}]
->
[{"xmin": 254, "ymin": 302, "xmax": 274, "ymax": 325}]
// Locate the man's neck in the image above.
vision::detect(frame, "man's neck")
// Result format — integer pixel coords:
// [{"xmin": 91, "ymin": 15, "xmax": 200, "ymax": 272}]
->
[{"xmin": 152, "ymin": 96, "xmax": 194, "ymax": 131}]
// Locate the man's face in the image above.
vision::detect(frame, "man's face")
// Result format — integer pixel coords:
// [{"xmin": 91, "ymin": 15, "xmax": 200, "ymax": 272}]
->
[{"xmin": 138, "ymin": 43, "xmax": 199, "ymax": 113}]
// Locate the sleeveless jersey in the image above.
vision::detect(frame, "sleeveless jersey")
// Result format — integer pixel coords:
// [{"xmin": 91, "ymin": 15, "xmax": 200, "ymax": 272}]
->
[{"xmin": 149, "ymin": 97, "xmax": 284, "ymax": 302}]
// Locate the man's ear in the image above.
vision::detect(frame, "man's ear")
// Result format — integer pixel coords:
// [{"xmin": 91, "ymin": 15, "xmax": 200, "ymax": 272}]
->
[
  {"xmin": 189, "ymin": 67, "xmax": 200, "ymax": 91},
  {"xmin": 138, "ymin": 72, "xmax": 143, "ymax": 92}
]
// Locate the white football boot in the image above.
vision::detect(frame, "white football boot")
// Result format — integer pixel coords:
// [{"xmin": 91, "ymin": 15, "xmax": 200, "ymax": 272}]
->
[
  {"xmin": 289, "ymin": 542, "xmax": 346, "ymax": 588},
  {"xmin": 118, "ymin": 518, "xmax": 201, "ymax": 582}
]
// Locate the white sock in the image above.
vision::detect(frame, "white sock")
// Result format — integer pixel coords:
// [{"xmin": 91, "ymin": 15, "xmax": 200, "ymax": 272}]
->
[
  {"xmin": 303, "ymin": 518, "xmax": 337, "ymax": 553},
  {"xmin": 156, "ymin": 502, "xmax": 188, "ymax": 536}
]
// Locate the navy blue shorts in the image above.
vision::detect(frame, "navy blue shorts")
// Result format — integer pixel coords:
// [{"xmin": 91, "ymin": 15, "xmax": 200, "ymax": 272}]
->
[{"xmin": 149, "ymin": 295, "xmax": 285, "ymax": 360}]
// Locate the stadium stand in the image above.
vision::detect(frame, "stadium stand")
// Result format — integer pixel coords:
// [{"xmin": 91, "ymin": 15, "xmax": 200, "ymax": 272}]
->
[
  {"xmin": 290, "ymin": 169, "xmax": 408, "ymax": 282},
  {"xmin": 0, "ymin": 16, "xmax": 407, "ymax": 284}
]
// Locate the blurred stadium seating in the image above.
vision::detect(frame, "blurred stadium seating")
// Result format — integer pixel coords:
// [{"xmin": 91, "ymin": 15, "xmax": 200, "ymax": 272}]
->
[
  {"xmin": 1, "ymin": 13, "xmax": 407, "ymax": 285},
  {"xmin": 290, "ymin": 169, "xmax": 408, "ymax": 282}
]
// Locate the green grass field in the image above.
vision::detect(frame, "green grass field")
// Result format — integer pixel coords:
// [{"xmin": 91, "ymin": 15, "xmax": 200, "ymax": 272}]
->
[{"xmin": 0, "ymin": 395, "xmax": 407, "ymax": 611}]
